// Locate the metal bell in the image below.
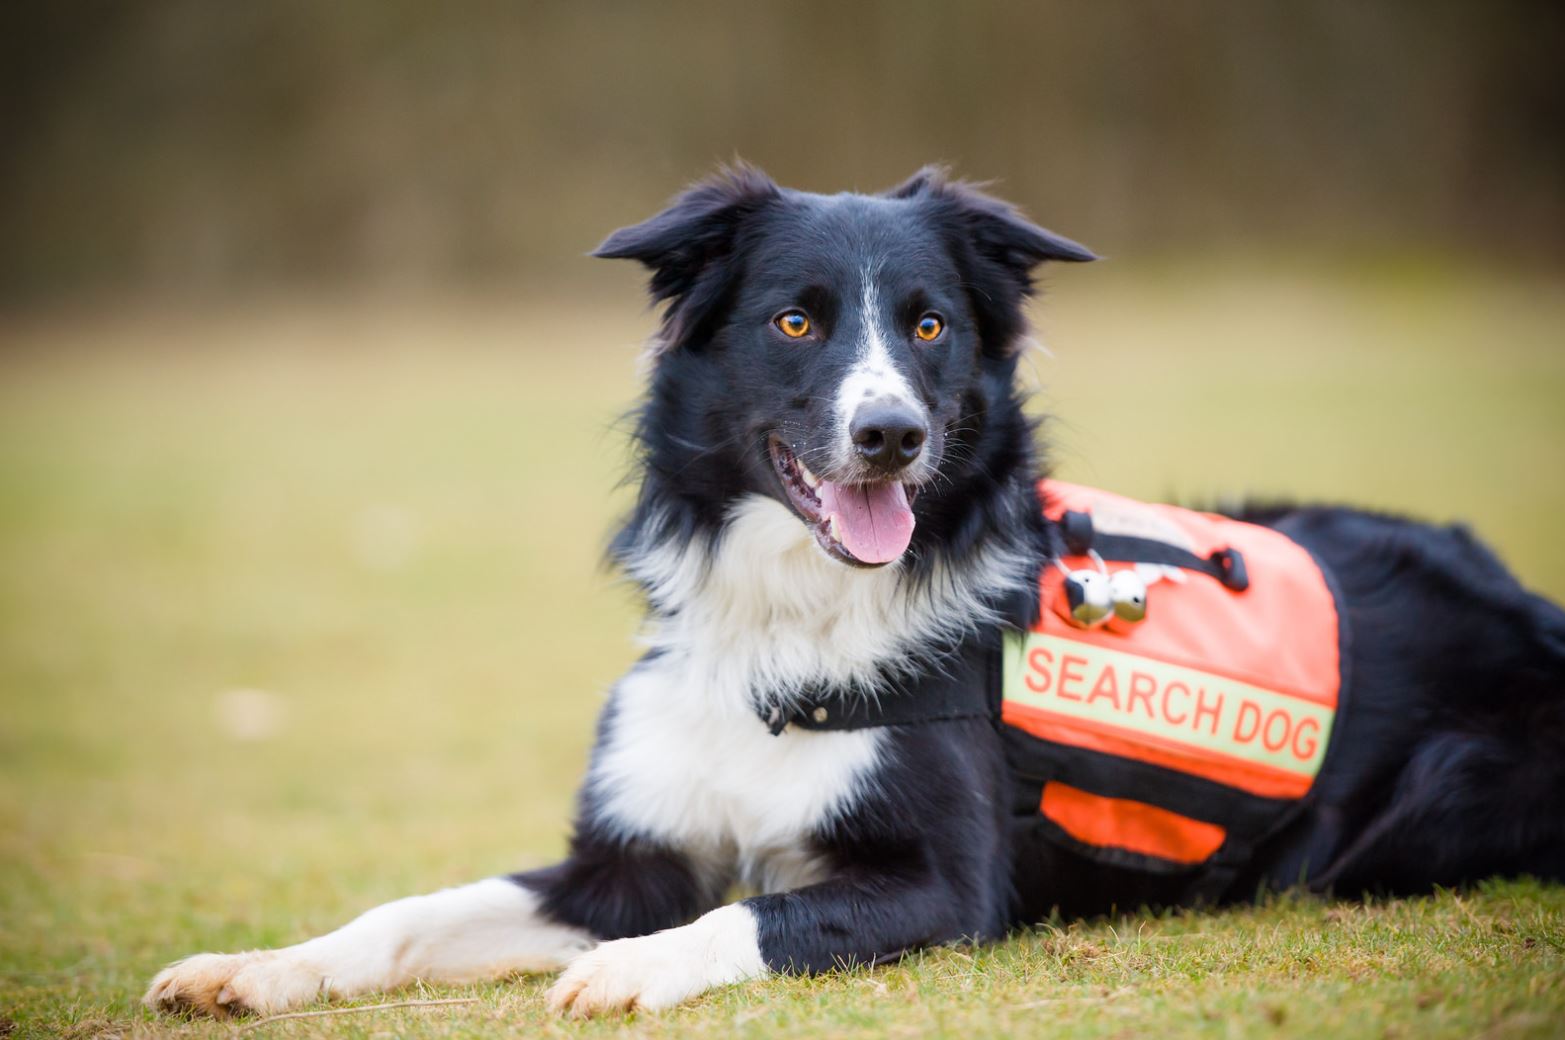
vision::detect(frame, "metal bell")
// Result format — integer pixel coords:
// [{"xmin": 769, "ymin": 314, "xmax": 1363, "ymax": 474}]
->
[
  {"xmin": 1109, "ymin": 569, "xmax": 1149, "ymax": 622},
  {"xmin": 1064, "ymin": 569, "xmax": 1114, "ymax": 626}
]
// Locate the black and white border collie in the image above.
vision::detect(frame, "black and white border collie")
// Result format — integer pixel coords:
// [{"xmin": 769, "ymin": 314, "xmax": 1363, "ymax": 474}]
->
[{"xmin": 147, "ymin": 166, "xmax": 1565, "ymax": 1019}]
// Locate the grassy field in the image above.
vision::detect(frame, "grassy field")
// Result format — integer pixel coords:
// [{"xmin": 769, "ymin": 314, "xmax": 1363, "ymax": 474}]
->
[{"xmin": 2, "ymin": 264, "xmax": 1563, "ymax": 1038}]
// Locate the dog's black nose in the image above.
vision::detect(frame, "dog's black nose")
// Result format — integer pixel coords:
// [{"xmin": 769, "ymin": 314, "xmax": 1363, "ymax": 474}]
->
[{"xmin": 850, "ymin": 402, "xmax": 927, "ymax": 471}]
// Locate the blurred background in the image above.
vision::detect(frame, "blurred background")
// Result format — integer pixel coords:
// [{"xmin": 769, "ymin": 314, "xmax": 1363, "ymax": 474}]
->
[
  {"xmin": 3, "ymin": 1, "xmax": 1563, "ymax": 299},
  {"xmin": 1, "ymin": 2, "xmax": 1563, "ymax": 1029}
]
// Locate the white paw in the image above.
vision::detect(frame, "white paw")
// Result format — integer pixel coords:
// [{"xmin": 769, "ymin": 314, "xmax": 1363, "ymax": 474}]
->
[
  {"xmin": 545, "ymin": 905, "xmax": 767, "ymax": 1018},
  {"xmin": 144, "ymin": 950, "xmax": 324, "ymax": 1018},
  {"xmin": 545, "ymin": 935, "xmax": 702, "ymax": 1017}
]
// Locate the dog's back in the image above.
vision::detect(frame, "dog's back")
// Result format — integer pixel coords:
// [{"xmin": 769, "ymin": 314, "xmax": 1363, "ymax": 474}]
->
[{"xmin": 1245, "ymin": 508, "xmax": 1565, "ymax": 895}]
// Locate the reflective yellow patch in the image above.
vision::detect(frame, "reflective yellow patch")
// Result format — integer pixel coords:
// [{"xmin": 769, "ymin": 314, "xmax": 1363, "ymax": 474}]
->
[{"xmin": 1003, "ymin": 631, "xmax": 1335, "ymax": 781}]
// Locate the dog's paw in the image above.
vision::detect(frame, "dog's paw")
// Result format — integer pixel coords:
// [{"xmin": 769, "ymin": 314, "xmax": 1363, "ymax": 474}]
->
[
  {"xmin": 545, "ymin": 905, "xmax": 766, "ymax": 1017},
  {"xmin": 545, "ymin": 936, "xmax": 691, "ymax": 1017},
  {"xmin": 144, "ymin": 950, "xmax": 324, "ymax": 1018}
]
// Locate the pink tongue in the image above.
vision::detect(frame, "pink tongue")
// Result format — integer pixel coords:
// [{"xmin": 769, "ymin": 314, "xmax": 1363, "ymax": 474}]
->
[{"xmin": 817, "ymin": 481, "xmax": 916, "ymax": 564}]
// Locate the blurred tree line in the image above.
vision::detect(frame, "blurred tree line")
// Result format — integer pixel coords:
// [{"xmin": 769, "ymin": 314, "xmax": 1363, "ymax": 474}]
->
[{"xmin": 2, "ymin": 0, "xmax": 1560, "ymax": 305}]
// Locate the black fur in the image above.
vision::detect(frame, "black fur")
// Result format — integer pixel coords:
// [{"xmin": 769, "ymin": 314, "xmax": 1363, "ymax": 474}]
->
[
  {"xmin": 747, "ymin": 718, "xmax": 1015, "ymax": 972},
  {"xmin": 516, "ymin": 165, "xmax": 1565, "ymax": 977}
]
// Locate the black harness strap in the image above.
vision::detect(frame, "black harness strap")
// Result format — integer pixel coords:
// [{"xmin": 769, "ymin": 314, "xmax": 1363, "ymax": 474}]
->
[{"xmin": 1061, "ymin": 511, "xmax": 1249, "ymax": 591}]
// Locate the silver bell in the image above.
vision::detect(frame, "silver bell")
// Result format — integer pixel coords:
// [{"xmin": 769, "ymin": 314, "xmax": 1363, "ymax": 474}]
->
[
  {"xmin": 1064, "ymin": 569, "xmax": 1114, "ymax": 627},
  {"xmin": 1109, "ymin": 570, "xmax": 1149, "ymax": 622}
]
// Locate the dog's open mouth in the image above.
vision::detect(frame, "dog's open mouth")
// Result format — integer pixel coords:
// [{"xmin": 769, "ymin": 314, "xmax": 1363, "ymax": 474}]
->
[{"xmin": 768, "ymin": 437, "xmax": 916, "ymax": 566}]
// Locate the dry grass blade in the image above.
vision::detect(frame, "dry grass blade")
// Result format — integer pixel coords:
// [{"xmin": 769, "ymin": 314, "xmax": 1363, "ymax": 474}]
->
[{"xmin": 236, "ymin": 997, "xmax": 480, "ymax": 1032}]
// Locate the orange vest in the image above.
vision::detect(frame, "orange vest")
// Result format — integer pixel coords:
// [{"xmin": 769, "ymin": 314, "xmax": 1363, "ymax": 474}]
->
[{"xmin": 1002, "ymin": 481, "xmax": 1344, "ymax": 874}]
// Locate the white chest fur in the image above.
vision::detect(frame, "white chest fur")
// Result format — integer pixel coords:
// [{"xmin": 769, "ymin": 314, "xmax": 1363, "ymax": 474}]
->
[
  {"xmin": 590, "ymin": 657, "xmax": 883, "ymax": 892},
  {"xmin": 591, "ymin": 493, "xmax": 1027, "ymax": 891}
]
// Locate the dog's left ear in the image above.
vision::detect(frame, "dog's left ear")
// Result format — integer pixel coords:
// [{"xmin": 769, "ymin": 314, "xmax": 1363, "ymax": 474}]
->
[
  {"xmin": 594, "ymin": 163, "xmax": 781, "ymax": 352},
  {"xmin": 887, "ymin": 166, "xmax": 1095, "ymax": 356}
]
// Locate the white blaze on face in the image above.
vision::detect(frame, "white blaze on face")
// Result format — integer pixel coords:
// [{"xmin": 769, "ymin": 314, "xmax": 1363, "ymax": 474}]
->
[
  {"xmin": 806, "ymin": 267, "xmax": 928, "ymax": 564},
  {"xmin": 833, "ymin": 271, "xmax": 926, "ymax": 449}
]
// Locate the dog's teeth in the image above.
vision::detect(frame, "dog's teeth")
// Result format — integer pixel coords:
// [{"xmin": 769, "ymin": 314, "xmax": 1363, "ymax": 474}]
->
[
  {"xmin": 827, "ymin": 514, "xmax": 842, "ymax": 542},
  {"xmin": 797, "ymin": 461, "xmax": 821, "ymax": 488}
]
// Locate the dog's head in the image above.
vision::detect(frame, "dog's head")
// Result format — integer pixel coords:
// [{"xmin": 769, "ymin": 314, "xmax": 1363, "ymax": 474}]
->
[{"xmin": 599, "ymin": 164, "xmax": 1093, "ymax": 569}]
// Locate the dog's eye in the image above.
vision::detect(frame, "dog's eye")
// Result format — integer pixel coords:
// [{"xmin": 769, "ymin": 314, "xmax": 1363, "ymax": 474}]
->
[
  {"xmin": 914, "ymin": 314, "xmax": 945, "ymax": 342},
  {"xmin": 775, "ymin": 311, "xmax": 811, "ymax": 339}
]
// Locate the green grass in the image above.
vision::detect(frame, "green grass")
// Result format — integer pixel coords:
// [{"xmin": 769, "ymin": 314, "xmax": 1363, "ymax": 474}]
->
[{"xmin": 2, "ymin": 265, "xmax": 1563, "ymax": 1038}]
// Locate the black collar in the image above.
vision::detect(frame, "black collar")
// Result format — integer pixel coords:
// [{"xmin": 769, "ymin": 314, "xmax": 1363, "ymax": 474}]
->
[{"xmin": 756, "ymin": 633, "xmax": 1001, "ymax": 735}]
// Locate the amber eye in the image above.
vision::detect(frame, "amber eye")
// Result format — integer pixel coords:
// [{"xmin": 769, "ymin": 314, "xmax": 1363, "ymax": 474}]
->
[
  {"xmin": 775, "ymin": 311, "xmax": 811, "ymax": 338},
  {"xmin": 914, "ymin": 313, "xmax": 945, "ymax": 342}
]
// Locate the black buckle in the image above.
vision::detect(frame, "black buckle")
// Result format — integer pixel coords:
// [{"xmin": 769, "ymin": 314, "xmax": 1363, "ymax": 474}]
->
[
  {"xmin": 1210, "ymin": 547, "xmax": 1249, "ymax": 591},
  {"xmin": 1061, "ymin": 511, "xmax": 1095, "ymax": 556}
]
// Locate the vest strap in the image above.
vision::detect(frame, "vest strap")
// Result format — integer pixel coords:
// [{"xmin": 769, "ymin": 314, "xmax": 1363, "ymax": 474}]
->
[{"xmin": 1060, "ymin": 510, "xmax": 1250, "ymax": 591}]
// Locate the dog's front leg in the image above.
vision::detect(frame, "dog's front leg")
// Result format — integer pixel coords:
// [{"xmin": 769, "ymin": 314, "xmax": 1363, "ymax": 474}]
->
[
  {"xmin": 145, "ymin": 831, "xmax": 716, "ymax": 1019},
  {"xmin": 144, "ymin": 876, "xmax": 597, "ymax": 1018}
]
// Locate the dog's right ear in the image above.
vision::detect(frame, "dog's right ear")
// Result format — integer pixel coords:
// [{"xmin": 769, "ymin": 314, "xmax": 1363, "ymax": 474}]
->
[{"xmin": 594, "ymin": 164, "xmax": 780, "ymax": 351}]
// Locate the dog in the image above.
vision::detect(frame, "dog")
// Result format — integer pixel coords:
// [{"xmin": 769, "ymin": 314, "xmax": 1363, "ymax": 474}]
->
[{"xmin": 145, "ymin": 165, "xmax": 1565, "ymax": 1019}]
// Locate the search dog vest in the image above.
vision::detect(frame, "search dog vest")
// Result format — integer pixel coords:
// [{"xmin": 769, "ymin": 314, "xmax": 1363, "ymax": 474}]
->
[{"xmin": 761, "ymin": 480, "xmax": 1348, "ymax": 896}]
